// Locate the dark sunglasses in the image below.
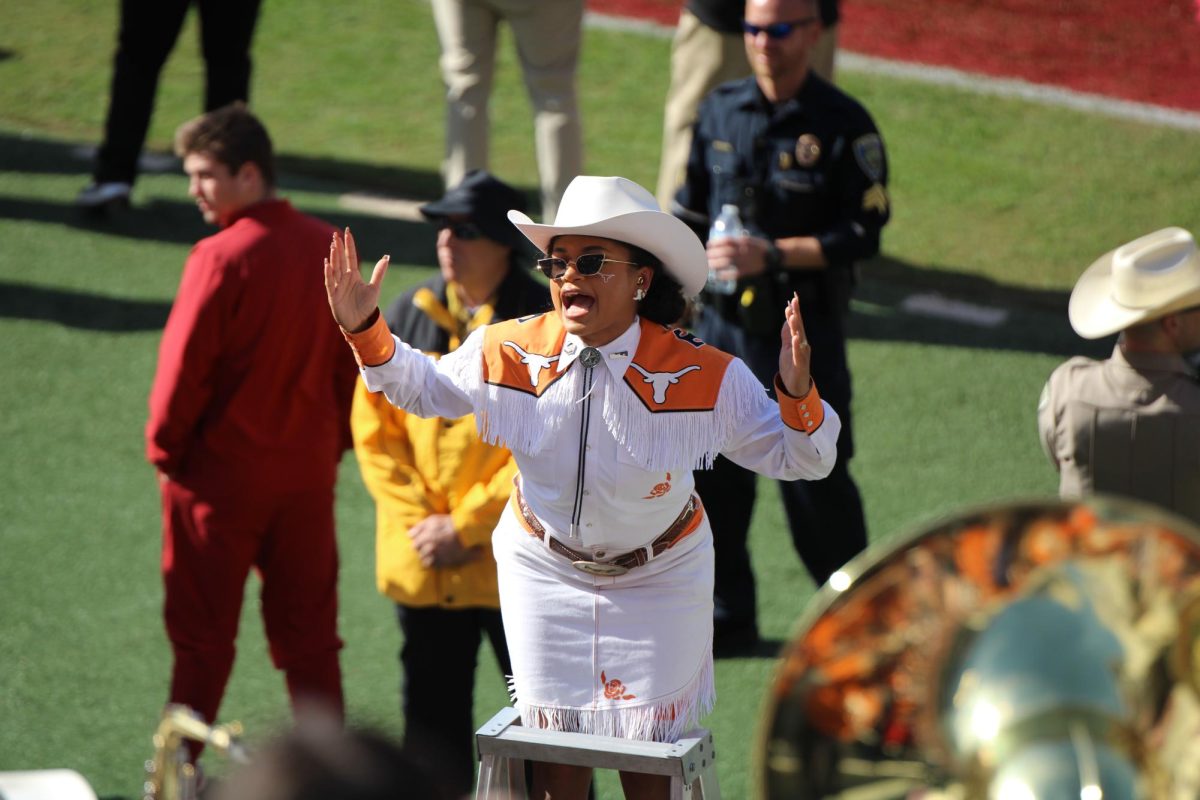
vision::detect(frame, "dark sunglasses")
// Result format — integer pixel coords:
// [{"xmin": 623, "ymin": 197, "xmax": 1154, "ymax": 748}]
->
[
  {"xmin": 436, "ymin": 220, "xmax": 485, "ymax": 240},
  {"xmin": 536, "ymin": 254, "xmax": 640, "ymax": 280},
  {"xmin": 742, "ymin": 17, "xmax": 818, "ymax": 39}
]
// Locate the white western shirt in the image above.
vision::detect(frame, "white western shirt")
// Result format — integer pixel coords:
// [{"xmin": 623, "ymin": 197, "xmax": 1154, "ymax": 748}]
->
[{"xmin": 360, "ymin": 317, "xmax": 840, "ymax": 552}]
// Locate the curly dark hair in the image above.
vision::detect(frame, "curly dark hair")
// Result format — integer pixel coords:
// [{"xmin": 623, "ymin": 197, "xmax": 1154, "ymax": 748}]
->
[{"xmin": 626, "ymin": 244, "xmax": 687, "ymax": 326}]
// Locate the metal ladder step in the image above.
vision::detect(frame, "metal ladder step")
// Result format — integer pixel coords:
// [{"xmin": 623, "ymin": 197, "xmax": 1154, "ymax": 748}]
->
[{"xmin": 475, "ymin": 707, "xmax": 720, "ymax": 799}]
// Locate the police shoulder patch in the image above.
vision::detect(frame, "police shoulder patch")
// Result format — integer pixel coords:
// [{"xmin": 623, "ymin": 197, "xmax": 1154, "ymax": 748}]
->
[{"xmin": 852, "ymin": 133, "xmax": 885, "ymax": 182}]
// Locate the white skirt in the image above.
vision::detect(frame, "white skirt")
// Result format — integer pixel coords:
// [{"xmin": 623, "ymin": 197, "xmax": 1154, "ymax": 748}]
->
[{"xmin": 493, "ymin": 502, "xmax": 715, "ymax": 743}]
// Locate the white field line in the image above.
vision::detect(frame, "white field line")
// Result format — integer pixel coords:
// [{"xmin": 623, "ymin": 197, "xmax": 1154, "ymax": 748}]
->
[
  {"xmin": 900, "ymin": 293, "xmax": 1010, "ymax": 327},
  {"xmin": 338, "ymin": 192, "xmax": 426, "ymax": 222},
  {"xmin": 584, "ymin": 11, "xmax": 1200, "ymax": 133}
]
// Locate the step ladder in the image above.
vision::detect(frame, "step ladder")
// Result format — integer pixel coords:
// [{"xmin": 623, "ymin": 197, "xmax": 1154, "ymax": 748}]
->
[{"xmin": 475, "ymin": 707, "xmax": 720, "ymax": 799}]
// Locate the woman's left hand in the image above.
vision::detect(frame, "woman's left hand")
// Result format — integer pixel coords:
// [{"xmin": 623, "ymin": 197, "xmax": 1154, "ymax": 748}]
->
[{"xmin": 778, "ymin": 292, "xmax": 812, "ymax": 397}]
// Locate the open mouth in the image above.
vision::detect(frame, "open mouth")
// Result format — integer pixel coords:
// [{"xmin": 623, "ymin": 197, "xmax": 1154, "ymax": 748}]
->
[{"xmin": 561, "ymin": 288, "xmax": 595, "ymax": 321}]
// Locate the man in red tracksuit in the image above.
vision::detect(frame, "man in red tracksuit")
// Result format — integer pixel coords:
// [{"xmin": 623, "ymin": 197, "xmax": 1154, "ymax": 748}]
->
[{"xmin": 146, "ymin": 105, "xmax": 357, "ymax": 735}]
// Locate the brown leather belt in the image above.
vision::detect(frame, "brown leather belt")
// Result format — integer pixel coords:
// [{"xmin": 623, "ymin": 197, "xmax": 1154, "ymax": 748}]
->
[{"xmin": 511, "ymin": 487, "xmax": 703, "ymax": 576}]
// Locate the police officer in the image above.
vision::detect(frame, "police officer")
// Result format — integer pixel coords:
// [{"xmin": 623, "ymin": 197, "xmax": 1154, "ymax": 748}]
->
[
  {"xmin": 655, "ymin": 0, "xmax": 841, "ymax": 210},
  {"xmin": 673, "ymin": 0, "xmax": 889, "ymax": 651}
]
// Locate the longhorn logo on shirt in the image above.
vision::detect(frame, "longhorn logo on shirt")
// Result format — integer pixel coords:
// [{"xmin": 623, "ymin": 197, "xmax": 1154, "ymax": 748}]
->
[
  {"xmin": 629, "ymin": 362, "xmax": 701, "ymax": 404},
  {"xmin": 502, "ymin": 341, "xmax": 560, "ymax": 387}
]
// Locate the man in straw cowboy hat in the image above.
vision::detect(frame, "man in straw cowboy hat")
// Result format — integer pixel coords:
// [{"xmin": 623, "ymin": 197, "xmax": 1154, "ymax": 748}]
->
[
  {"xmin": 1039, "ymin": 227, "xmax": 1200, "ymax": 524},
  {"xmin": 325, "ymin": 174, "xmax": 839, "ymax": 798}
]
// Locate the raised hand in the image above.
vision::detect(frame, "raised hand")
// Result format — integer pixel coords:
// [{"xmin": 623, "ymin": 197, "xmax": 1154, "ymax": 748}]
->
[
  {"xmin": 323, "ymin": 228, "xmax": 390, "ymax": 332},
  {"xmin": 778, "ymin": 292, "xmax": 813, "ymax": 397}
]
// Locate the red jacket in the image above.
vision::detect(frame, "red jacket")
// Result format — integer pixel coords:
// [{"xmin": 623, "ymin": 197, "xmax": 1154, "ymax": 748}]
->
[{"xmin": 146, "ymin": 199, "xmax": 356, "ymax": 492}]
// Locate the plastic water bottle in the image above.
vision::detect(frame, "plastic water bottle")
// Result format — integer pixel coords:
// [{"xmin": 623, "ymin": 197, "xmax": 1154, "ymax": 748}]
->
[{"xmin": 706, "ymin": 203, "xmax": 744, "ymax": 295}]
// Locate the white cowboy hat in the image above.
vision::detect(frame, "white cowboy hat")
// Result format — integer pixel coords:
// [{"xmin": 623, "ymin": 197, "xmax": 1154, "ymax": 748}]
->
[
  {"xmin": 507, "ymin": 175, "xmax": 708, "ymax": 296},
  {"xmin": 1068, "ymin": 227, "xmax": 1200, "ymax": 339}
]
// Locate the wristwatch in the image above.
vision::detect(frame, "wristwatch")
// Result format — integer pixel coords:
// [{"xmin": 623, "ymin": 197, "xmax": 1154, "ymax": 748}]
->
[{"xmin": 763, "ymin": 240, "xmax": 783, "ymax": 272}]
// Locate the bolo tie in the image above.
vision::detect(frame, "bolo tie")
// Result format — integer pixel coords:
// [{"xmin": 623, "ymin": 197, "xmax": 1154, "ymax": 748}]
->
[{"xmin": 568, "ymin": 346, "xmax": 603, "ymax": 539}]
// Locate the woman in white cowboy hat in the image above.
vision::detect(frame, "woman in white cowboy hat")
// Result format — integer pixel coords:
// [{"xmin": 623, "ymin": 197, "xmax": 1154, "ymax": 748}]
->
[{"xmin": 325, "ymin": 175, "xmax": 840, "ymax": 799}]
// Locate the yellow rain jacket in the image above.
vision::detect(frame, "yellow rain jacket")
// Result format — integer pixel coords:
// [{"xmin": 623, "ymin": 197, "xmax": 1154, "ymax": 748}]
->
[{"xmin": 351, "ymin": 270, "xmax": 550, "ymax": 608}]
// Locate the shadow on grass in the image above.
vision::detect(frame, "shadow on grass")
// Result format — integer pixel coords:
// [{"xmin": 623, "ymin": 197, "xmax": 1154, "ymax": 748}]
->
[
  {"xmin": 0, "ymin": 128, "xmax": 530, "ymax": 206},
  {"xmin": 0, "ymin": 130, "xmax": 1116, "ymax": 359},
  {"xmin": 714, "ymin": 636, "xmax": 787, "ymax": 660},
  {"xmin": 0, "ymin": 130, "xmax": 433, "ymax": 192},
  {"xmin": 275, "ymin": 152, "xmax": 445, "ymax": 199},
  {"xmin": 0, "ymin": 129, "xmax": 98, "ymax": 175},
  {"xmin": 0, "ymin": 280, "xmax": 171, "ymax": 331},
  {"xmin": 0, "ymin": 193, "xmax": 437, "ymax": 264},
  {"xmin": 0, "ymin": 132, "xmax": 441, "ymax": 261},
  {"xmin": 850, "ymin": 254, "xmax": 1113, "ymax": 359}
]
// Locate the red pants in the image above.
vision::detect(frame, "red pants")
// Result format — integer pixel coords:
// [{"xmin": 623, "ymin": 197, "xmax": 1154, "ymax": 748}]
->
[{"xmin": 160, "ymin": 478, "xmax": 344, "ymax": 728}]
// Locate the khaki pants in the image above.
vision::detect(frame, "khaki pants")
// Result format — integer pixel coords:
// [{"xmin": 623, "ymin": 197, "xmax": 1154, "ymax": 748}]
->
[
  {"xmin": 431, "ymin": 0, "xmax": 584, "ymax": 221},
  {"xmin": 655, "ymin": 10, "xmax": 750, "ymax": 210},
  {"xmin": 655, "ymin": 11, "xmax": 839, "ymax": 211}
]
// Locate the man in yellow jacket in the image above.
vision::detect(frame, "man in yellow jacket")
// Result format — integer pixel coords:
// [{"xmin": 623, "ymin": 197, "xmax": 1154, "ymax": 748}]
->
[{"xmin": 351, "ymin": 170, "xmax": 549, "ymax": 798}]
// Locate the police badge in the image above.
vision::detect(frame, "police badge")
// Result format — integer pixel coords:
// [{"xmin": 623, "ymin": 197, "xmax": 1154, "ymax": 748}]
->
[{"xmin": 795, "ymin": 133, "xmax": 821, "ymax": 168}]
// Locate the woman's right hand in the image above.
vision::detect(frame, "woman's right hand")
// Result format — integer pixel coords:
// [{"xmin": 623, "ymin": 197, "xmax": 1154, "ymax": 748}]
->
[{"xmin": 324, "ymin": 228, "xmax": 390, "ymax": 332}]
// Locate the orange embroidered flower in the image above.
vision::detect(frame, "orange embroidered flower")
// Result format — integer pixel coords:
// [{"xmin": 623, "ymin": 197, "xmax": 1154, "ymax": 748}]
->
[
  {"xmin": 600, "ymin": 670, "xmax": 636, "ymax": 701},
  {"xmin": 643, "ymin": 472, "xmax": 672, "ymax": 499}
]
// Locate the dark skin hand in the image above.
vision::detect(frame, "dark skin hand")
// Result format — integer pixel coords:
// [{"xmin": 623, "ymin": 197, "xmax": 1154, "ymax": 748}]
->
[{"xmin": 778, "ymin": 292, "xmax": 812, "ymax": 396}]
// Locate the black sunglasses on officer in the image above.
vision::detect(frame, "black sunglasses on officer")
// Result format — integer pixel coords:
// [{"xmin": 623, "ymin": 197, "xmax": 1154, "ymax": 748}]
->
[{"xmin": 742, "ymin": 16, "xmax": 818, "ymax": 39}]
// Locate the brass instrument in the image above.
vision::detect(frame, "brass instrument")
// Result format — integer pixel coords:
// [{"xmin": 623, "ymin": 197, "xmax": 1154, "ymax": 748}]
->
[
  {"xmin": 143, "ymin": 704, "xmax": 250, "ymax": 800},
  {"xmin": 759, "ymin": 497, "xmax": 1200, "ymax": 800}
]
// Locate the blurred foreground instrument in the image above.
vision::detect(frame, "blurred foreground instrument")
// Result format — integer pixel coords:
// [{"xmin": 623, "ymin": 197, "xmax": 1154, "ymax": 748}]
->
[
  {"xmin": 143, "ymin": 704, "xmax": 250, "ymax": 800},
  {"xmin": 759, "ymin": 497, "xmax": 1200, "ymax": 800}
]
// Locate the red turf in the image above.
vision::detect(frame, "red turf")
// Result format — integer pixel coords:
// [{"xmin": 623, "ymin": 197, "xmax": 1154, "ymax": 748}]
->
[{"xmin": 587, "ymin": 0, "xmax": 1200, "ymax": 111}]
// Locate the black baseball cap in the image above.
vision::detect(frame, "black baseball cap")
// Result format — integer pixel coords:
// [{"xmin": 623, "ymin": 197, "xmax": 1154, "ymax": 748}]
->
[{"xmin": 419, "ymin": 169, "xmax": 527, "ymax": 250}]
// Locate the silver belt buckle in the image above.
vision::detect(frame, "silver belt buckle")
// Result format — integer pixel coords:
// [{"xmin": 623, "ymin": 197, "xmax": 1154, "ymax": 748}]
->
[{"xmin": 572, "ymin": 560, "xmax": 628, "ymax": 577}]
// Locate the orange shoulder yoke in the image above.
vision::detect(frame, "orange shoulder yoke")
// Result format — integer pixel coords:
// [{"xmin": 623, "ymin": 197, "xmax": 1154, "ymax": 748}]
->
[
  {"xmin": 481, "ymin": 312, "xmax": 568, "ymax": 397},
  {"xmin": 622, "ymin": 319, "xmax": 734, "ymax": 412}
]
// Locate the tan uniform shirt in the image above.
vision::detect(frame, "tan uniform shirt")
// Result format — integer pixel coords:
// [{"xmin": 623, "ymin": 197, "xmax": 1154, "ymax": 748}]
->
[{"xmin": 1038, "ymin": 345, "xmax": 1200, "ymax": 524}]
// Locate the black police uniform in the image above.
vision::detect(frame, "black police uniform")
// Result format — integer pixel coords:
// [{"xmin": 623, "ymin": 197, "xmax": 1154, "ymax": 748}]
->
[{"xmin": 673, "ymin": 71, "xmax": 889, "ymax": 645}]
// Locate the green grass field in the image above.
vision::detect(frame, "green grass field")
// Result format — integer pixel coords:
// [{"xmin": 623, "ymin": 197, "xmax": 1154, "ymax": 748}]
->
[{"xmin": 2, "ymin": 1, "xmax": 1200, "ymax": 798}]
